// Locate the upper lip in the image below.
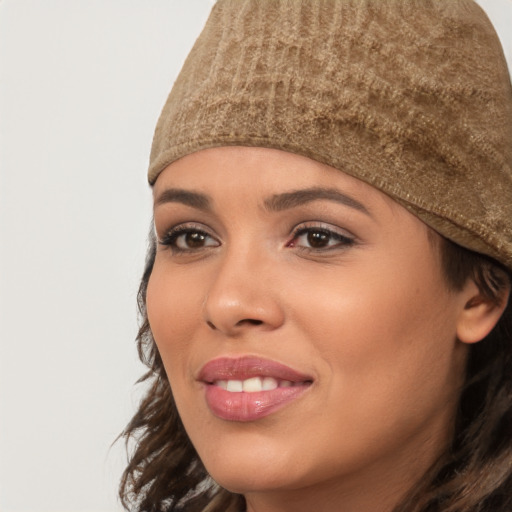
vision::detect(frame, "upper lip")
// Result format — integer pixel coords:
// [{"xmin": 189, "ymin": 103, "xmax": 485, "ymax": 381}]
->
[{"xmin": 198, "ymin": 356, "xmax": 313, "ymax": 383}]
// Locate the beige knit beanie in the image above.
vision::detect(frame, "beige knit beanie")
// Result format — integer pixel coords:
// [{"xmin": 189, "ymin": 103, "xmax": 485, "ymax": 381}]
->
[{"xmin": 149, "ymin": 0, "xmax": 512, "ymax": 271}]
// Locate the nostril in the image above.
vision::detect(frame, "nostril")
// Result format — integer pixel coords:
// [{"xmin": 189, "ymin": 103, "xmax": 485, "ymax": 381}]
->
[
  {"xmin": 236, "ymin": 319, "xmax": 263, "ymax": 327},
  {"xmin": 206, "ymin": 318, "xmax": 262, "ymax": 331}
]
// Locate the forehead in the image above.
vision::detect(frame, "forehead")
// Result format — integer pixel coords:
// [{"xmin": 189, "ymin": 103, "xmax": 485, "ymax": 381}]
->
[{"xmin": 153, "ymin": 146, "xmax": 398, "ymax": 212}]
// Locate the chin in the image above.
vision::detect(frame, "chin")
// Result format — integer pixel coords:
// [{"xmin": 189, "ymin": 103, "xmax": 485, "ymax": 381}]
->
[
  {"xmin": 207, "ymin": 460, "xmax": 304, "ymax": 495},
  {"xmin": 190, "ymin": 427, "xmax": 309, "ymax": 493}
]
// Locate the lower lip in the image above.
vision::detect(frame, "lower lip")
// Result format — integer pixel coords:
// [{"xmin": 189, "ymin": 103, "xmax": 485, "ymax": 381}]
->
[{"xmin": 203, "ymin": 384, "xmax": 310, "ymax": 422}]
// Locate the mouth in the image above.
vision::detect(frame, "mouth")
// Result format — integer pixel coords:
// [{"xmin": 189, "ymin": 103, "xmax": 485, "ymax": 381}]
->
[
  {"xmin": 198, "ymin": 356, "xmax": 313, "ymax": 422},
  {"xmin": 213, "ymin": 376, "xmax": 302, "ymax": 392}
]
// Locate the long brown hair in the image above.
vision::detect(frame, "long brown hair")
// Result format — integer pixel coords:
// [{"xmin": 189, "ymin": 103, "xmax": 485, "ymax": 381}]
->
[{"xmin": 119, "ymin": 229, "xmax": 512, "ymax": 512}]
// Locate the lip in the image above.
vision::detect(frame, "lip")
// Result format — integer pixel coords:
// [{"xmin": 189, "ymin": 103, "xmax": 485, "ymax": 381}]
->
[{"xmin": 198, "ymin": 356, "xmax": 313, "ymax": 422}]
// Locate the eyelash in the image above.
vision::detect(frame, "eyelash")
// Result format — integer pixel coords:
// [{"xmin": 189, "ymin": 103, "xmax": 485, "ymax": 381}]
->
[
  {"xmin": 158, "ymin": 223, "xmax": 356, "ymax": 254},
  {"xmin": 158, "ymin": 225, "xmax": 219, "ymax": 253},
  {"xmin": 288, "ymin": 224, "xmax": 355, "ymax": 251}
]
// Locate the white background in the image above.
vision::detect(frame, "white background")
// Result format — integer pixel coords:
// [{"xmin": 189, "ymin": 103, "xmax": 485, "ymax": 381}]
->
[{"xmin": 0, "ymin": 1, "xmax": 511, "ymax": 511}]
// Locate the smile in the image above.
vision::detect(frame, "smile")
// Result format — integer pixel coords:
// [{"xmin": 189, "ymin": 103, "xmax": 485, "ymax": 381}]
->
[
  {"xmin": 198, "ymin": 357, "xmax": 313, "ymax": 422},
  {"xmin": 214, "ymin": 377, "xmax": 299, "ymax": 392}
]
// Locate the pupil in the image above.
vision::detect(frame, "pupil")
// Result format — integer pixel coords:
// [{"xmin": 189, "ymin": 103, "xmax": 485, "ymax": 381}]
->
[
  {"xmin": 186, "ymin": 232, "xmax": 205, "ymax": 248},
  {"xmin": 307, "ymin": 231, "xmax": 329, "ymax": 248}
]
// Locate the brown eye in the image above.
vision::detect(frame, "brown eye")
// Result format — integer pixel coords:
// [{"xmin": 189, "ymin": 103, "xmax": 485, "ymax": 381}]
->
[
  {"xmin": 159, "ymin": 227, "xmax": 219, "ymax": 252},
  {"xmin": 307, "ymin": 230, "xmax": 331, "ymax": 248},
  {"xmin": 174, "ymin": 230, "xmax": 218, "ymax": 250},
  {"xmin": 184, "ymin": 232, "xmax": 208, "ymax": 248},
  {"xmin": 290, "ymin": 226, "xmax": 355, "ymax": 251}
]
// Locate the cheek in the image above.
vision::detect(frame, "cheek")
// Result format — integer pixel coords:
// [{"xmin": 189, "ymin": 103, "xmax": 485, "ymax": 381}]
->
[
  {"xmin": 146, "ymin": 261, "xmax": 203, "ymax": 378},
  {"xmin": 276, "ymin": 269, "xmax": 462, "ymax": 480},
  {"xmin": 290, "ymin": 251, "xmax": 463, "ymax": 418}
]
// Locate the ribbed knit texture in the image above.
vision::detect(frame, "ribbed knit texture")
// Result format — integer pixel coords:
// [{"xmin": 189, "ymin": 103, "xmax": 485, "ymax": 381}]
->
[{"xmin": 149, "ymin": 0, "xmax": 512, "ymax": 270}]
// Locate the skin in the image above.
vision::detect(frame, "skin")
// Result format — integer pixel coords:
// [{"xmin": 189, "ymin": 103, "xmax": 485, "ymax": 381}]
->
[{"xmin": 147, "ymin": 146, "xmax": 501, "ymax": 512}]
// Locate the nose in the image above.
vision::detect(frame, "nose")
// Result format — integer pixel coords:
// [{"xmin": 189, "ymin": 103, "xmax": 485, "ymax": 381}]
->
[{"xmin": 203, "ymin": 248, "xmax": 285, "ymax": 336}]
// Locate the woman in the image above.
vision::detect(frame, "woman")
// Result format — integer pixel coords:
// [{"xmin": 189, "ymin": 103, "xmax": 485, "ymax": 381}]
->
[{"xmin": 120, "ymin": 1, "xmax": 512, "ymax": 511}]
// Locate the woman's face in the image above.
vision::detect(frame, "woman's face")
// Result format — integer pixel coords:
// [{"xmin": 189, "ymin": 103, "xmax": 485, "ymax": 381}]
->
[{"xmin": 148, "ymin": 146, "xmax": 470, "ymax": 509}]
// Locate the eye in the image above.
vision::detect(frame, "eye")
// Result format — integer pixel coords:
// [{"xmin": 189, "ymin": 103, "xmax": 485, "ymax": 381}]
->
[
  {"xmin": 159, "ymin": 225, "xmax": 220, "ymax": 252},
  {"xmin": 288, "ymin": 225, "xmax": 355, "ymax": 251}
]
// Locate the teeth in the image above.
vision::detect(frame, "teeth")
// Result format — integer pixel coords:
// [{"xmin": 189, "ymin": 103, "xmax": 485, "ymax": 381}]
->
[
  {"xmin": 262, "ymin": 377, "xmax": 278, "ymax": 391},
  {"xmin": 214, "ymin": 377, "xmax": 292, "ymax": 393},
  {"xmin": 226, "ymin": 380, "xmax": 243, "ymax": 392},
  {"xmin": 216, "ymin": 380, "xmax": 228, "ymax": 390},
  {"xmin": 243, "ymin": 377, "xmax": 263, "ymax": 392}
]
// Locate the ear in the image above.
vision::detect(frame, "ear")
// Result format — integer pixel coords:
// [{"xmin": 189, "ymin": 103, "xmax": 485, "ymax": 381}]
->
[{"xmin": 456, "ymin": 280, "xmax": 510, "ymax": 344}]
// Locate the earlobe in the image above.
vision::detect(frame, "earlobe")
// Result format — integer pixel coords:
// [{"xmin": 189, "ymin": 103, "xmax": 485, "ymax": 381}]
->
[{"xmin": 456, "ymin": 283, "xmax": 510, "ymax": 345}]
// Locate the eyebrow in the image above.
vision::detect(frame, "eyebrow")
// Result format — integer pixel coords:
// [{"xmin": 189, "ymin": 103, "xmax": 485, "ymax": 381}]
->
[
  {"xmin": 154, "ymin": 188, "xmax": 211, "ymax": 210},
  {"xmin": 264, "ymin": 187, "xmax": 371, "ymax": 215},
  {"xmin": 154, "ymin": 186, "xmax": 371, "ymax": 216}
]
